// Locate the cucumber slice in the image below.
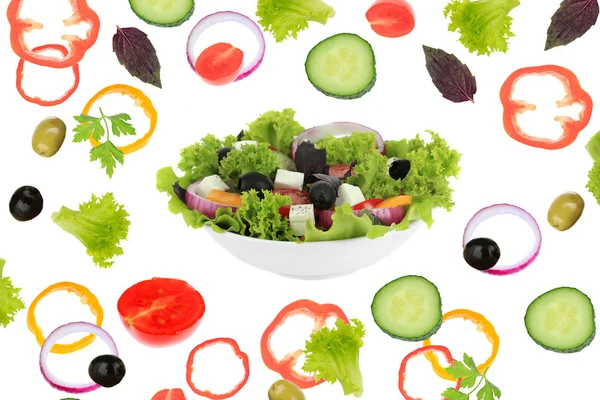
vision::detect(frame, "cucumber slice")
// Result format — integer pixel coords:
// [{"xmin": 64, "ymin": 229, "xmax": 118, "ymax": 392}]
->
[
  {"xmin": 129, "ymin": 0, "xmax": 195, "ymax": 27},
  {"xmin": 305, "ymin": 33, "xmax": 376, "ymax": 100},
  {"xmin": 525, "ymin": 287, "xmax": 596, "ymax": 353},
  {"xmin": 371, "ymin": 275, "xmax": 442, "ymax": 341}
]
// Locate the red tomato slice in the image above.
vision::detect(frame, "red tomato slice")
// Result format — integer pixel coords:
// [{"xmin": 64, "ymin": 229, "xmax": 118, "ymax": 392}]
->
[
  {"xmin": 366, "ymin": 0, "xmax": 415, "ymax": 38},
  {"xmin": 352, "ymin": 198, "xmax": 384, "ymax": 210},
  {"xmin": 195, "ymin": 42, "xmax": 244, "ymax": 86},
  {"xmin": 117, "ymin": 278, "xmax": 205, "ymax": 347},
  {"xmin": 328, "ymin": 164, "xmax": 354, "ymax": 178},
  {"xmin": 151, "ymin": 388, "xmax": 186, "ymax": 400},
  {"xmin": 274, "ymin": 189, "xmax": 311, "ymax": 218}
]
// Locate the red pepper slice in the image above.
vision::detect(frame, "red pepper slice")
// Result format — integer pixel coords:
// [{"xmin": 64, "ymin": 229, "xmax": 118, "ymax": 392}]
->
[
  {"xmin": 499, "ymin": 65, "xmax": 593, "ymax": 150},
  {"xmin": 260, "ymin": 299, "xmax": 349, "ymax": 389},
  {"xmin": 7, "ymin": 0, "xmax": 100, "ymax": 68},
  {"xmin": 186, "ymin": 337, "xmax": 249, "ymax": 400},
  {"xmin": 352, "ymin": 198, "xmax": 384, "ymax": 210},
  {"xmin": 15, "ymin": 44, "xmax": 80, "ymax": 106},
  {"xmin": 398, "ymin": 345, "xmax": 461, "ymax": 400}
]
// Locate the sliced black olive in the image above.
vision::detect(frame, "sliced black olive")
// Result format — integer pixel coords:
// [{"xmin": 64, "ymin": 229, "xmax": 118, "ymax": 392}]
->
[
  {"xmin": 217, "ymin": 147, "xmax": 232, "ymax": 163},
  {"xmin": 9, "ymin": 186, "xmax": 43, "ymax": 221},
  {"xmin": 238, "ymin": 172, "xmax": 274, "ymax": 199},
  {"xmin": 389, "ymin": 159, "xmax": 411, "ymax": 180},
  {"xmin": 309, "ymin": 181, "xmax": 337, "ymax": 210},
  {"xmin": 463, "ymin": 238, "xmax": 501, "ymax": 271},
  {"xmin": 88, "ymin": 354, "xmax": 126, "ymax": 388}
]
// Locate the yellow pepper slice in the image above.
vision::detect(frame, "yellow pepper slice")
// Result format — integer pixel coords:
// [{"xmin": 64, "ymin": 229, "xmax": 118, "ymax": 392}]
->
[
  {"xmin": 27, "ymin": 281, "xmax": 104, "ymax": 354},
  {"xmin": 423, "ymin": 309, "xmax": 499, "ymax": 381},
  {"xmin": 85, "ymin": 84, "xmax": 158, "ymax": 155}
]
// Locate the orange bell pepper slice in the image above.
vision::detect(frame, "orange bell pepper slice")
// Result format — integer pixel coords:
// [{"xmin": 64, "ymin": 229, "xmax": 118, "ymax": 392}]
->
[
  {"xmin": 375, "ymin": 195, "xmax": 412, "ymax": 209},
  {"xmin": 7, "ymin": 0, "xmax": 100, "ymax": 68},
  {"xmin": 85, "ymin": 84, "xmax": 158, "ymax": 155},
  {"xmin": 205, "ymin": 189, "xmax": 242, "ymax": 207},
  {"xmin": 27, "ymin": 281, "xmax": 104, "ymax": 354},
  {"xmin": 422, "ymin": 309, "xmax": 499, "ymax": 381}
]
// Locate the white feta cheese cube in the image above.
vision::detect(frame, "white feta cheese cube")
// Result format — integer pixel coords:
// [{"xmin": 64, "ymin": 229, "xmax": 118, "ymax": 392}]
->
[
  {"xmin": 195, "ymin": 175, "xmax": 229, "ymax": 198},
  {"xmin": 289, "ymin": 204, "xmax": 315, "ymax": 237},
  {"xmin": 274, "ymin": 169, "xmax": 305, "ymax": 191},
  {"xmin": 232, "ymin": 140, "xmax": 258, "ymax": 150},
  {"xmin": 335, "ymin": 183, "xmax": 365, "ymax": 207}
]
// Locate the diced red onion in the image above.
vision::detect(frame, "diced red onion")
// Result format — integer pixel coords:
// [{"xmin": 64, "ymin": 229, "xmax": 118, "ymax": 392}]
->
[
  {"xmin": 185, "ymin": 181, "xmax": 238, "ymax": 219},
  {"xmin": 39, "ymin": 322, "xmax": 118, "ymax": 394},
  {"xmin": 291, "ymin": 122, "xmax": 385, "ymax": 160},
  {"xmin": 462, "ymin": 203, "xmax": 542, "ymax": 276},
  {"xmin": 186, "ymin": 11, "xmax": 266, "ymax": 82},
  {"xmin": 319, "ymin": 206, "xmax": 405, "ymax": 230}
]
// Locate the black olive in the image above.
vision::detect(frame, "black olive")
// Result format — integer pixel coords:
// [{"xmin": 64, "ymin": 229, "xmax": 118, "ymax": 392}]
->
[
  {"xmin": 88, "ymin": 354, "xmax": 126, "ymax": 388},
  {"xmin": 217, "ymin": 147, "xmax": 232, "ymax": 163},
  {"xmin": 389, "ymin": 159, "xmax": 411, "ymax": 180},
  {"xmin": 463, "ymin": 238, "xmax": 501, "ymax": 271},
  {"xmin": 238, "ymin": 172, "xmax": 274, "ymax": 199},
  {"xmin": 309, "ymin": 181, "xmax": 337, "ymax": 210},
  {"xmin": 9, "ymin": 185, "xmax": 43, "ymax": 221}
]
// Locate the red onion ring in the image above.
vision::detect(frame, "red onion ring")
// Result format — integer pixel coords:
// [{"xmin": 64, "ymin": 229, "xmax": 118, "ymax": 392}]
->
[
  {"xmin": 39, "ymin": 321, "xmax": 118, "ymax": 394},
  {"xmin": 186, "ymin": 180, "xmax": 238, "ymax": 219},
  {"xmin": 319, "ymin": 206, "xmax": 405, "ymax": 229},
  {"xmin": 291, "ymin": 122, "xmax": 385, "ymax": 160},
  {"xmin": 462, "ymin": 203, "xmax": 542, "ymax": 276},
  {"xmin": 186, "ymin": 11, "xmax": 266, "ymax": 82}
]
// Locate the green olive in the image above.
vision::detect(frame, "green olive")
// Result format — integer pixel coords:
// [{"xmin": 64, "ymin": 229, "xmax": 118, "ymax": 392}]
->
[
  {"xmin": 268, "ymin": 379, "xmax": 306, "ymax": 400},
  {"xmin": 547, "ymin": 192, "xmax": 584, "ymax": 231},
  {"xmin": 32, "ymin": 117, "xmax": 66, "ymax": 157}
]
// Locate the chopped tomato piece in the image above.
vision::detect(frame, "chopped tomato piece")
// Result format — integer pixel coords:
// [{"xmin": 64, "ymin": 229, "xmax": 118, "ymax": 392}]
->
[
  {"xmin": 151, "ymin": 388, "xmax": 186, "ymax": 400},
  {"xmin": 328, "ymin": 164, "xmax": 354, "ymax": 178},
  {"xmin": 274, "ymin": 189, "xmax": 311, "ymax": 218},
  {"xmin": 195, "ymin": 42, "xmax": 244, "ymax": 86},
  {"xmin": 205, "ymin": 189, "xmax": 242, "ymax": 207},
  {"xmin": 117, "ymin": 278, "xmax": 205, "ymax": 347},
  {"xmin": 366, "ymin": 0, "xmax": 415, "ymax": 38},
  {"xmin": 352, "ymin": 198, "xmax": 384, "ymax": 210},
  {"xmin": 375, "ymin": 195, "xmax": 412, "ymax": 209}
]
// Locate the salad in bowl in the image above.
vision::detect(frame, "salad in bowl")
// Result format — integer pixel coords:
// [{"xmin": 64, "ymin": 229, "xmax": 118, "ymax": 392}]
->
[{"xmin": 157, "ymin": 109, "xmax": 461, "ymax": 278}]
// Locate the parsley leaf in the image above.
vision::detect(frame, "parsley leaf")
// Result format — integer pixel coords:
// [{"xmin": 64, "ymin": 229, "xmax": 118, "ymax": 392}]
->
[
  {"xmin": 463, "ymin": 353, "xmax": 479, "ymax": 372},
  {"xmin": 441, "ymin": 354, "xmax": 501, "ymax": 400},
  {"xmin": 445, "ymin": 360, "xmax": 479, "ymax": 380},
  {"xmin": 73, "ymin": 108, "xmax": 137, "ymax": 178},
  {"xmin": 442, "ymin": 388, "xmax": 469, "ymax": 400}
]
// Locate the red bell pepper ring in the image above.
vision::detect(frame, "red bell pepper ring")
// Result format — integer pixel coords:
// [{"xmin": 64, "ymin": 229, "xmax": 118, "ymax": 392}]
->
[
  {"xmin": 16, "ymin": 44, "xmax": 80, "ymax": 106},
  {"xmin": 398, "ymin": 345, "xmax": 461, "ymax": 400},
  {"xmin": 499, "ymin": 65, "xmax": 593, "ymax": 150},
  {"xmin": 186, "ymin": 338, "xmax": 250, "ymax": 400},
  {"xmin": 260, "ymin": 299, "xmax": 349, "ymax": 389},
  {"xmin": 7, "ymin": 0, "xmax": 100, "ymax": 69}
]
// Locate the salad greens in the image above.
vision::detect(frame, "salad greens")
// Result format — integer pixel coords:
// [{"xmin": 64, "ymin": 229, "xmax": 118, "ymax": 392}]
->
[
  {"xmin": 242, "ymin": 108, "xmax": 305, "ymax": 154},
  {"xmin": 219, "ymin": 142, "xmax": 278, "ymax": 184},
  {"xmin": 178, "ymin": 134, "xmax": 238, "ymax": 185},
  {"xmin": 0, "ymin": 258, "xmax": 25, "ymax": 329},
  {"xmin": 305, "ymin": 204, "xmax": 373, "ymax": 242},
  {"xmin": 444, "ymin": 0, "xmax": 521, "ymax": 56},
  {"xmin": 51, "ymin": 193, "xmax": 131, "ymax": 268},
  {"xmin": 237, "ymin": 190, "xmax": 296, "ymax": 241},
  {"xmin": 256, "ymin": 0, "xmax": 336, "ymax": 42},
  {"xmin": 348, "ymin": 151, "xmax": 404, "ymax": 200},
  {"xmin": 303, "ymin": 318, "xmax": 366, "ymax": 397},
  {"xmin": 317, "ymin": 132, "xmax": 378, "ymax": 165},
  {"xmin": 586, "ymin": 131, "xmax": 600, "ymax": 204},
  {"xmin": 441, "ymin": 353, "xmax": 501, "ymax": 400}
]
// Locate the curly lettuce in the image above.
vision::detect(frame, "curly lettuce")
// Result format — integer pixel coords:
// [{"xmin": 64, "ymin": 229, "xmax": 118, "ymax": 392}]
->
[
  {"xmin": 444, "ymin": 0, "xmax": 521, "ymax": 56},
  {"xmin": 219, "ymin": 142, "xmax": 278, "ymax": 184},
  {"xmin": 242, "ymin": 108, "xmax": 305, "ymax": 154},
  {"xmin": 236, "ymin": 190, "xmax": 297, "ymax": 241},
  {"xmin": 0, "ymin": 259, "xmax": 25, "ymax": 329},
  {"xmin": 316, "ymin": 132, "xmax": 379, "ymax": 165},
  {"xmin": 585, "ymin": 131, "xmax": 600, "ymax": 204},
  {"xmin": 347, "ymin": 152, "xmax": 403, "ymax": 200},
  {"xmin": 178, "ymin": 134, "xmax": 237, "ymax": 184}
]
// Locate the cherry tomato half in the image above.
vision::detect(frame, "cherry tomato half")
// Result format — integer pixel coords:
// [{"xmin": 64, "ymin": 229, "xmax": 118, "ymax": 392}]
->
[{"xmin": 195, "ymin": 42, "xmax": 244, "ymax": 86}]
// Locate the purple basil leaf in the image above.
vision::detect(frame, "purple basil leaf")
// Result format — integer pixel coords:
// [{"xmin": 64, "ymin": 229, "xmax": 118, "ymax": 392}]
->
[
  {"xmin": 309, "ymin": 174, "xmax": 341, "ymax": 190},
  {"xmin": 294, "ymin": 141, "xmax": 328, "ymax": 180},
  {"xmin": 113, "ymin": 26, "xmax": 162, "ymax": 88},
  {"xmin": 341, "ymin": 161, "xmax": 357, "ymax": 180},
  {"xmin": 173, "ymin": 182, "xmax": 186, "ymax": 203},
  {"xmin": 359, "ymin": 209, "xmax": 387, "ymax": 226},
  {"xmin": 545, "ymin": 0, "xmax": 599, "ymax": 50},
  {"xmin": 423, "ymin": 45, "xmax": 476, "ymax": 103}
]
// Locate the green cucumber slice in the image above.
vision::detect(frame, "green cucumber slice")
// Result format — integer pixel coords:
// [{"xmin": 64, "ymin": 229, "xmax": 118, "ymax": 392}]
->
[
  {"xmin": 305, "ymin": 33, "xmax": 376, "ymax": 100},
  {"xmin": 371, "ymin": 275, "xmax": 442, "ymax": 341},
  {"xmin": 525, "ymin": 287, "xmax": 596, "ymax": 353},
  {"xmin": 129, "ymin": 0, "xmax": 195, "ymax": 27}
]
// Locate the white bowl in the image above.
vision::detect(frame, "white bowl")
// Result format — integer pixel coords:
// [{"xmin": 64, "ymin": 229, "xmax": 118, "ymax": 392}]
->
[{"xmin": 204, "ymin": 209, "xmax": 442, "ymax": 280}]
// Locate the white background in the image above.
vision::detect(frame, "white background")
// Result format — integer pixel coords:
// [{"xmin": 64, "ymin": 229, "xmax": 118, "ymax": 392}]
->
[{"xmin": 0, "ymin": 0, "xmax": 598, "ymax": 398}]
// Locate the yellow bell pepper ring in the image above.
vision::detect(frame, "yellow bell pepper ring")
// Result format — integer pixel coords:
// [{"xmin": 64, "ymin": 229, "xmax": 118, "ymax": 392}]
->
[
  {"xmin": 85, "ymin": 84, "xmax": 158, "ymax": 155},
  {"xmin": 423, "ymin": 309, "xmax": 500, "ymax": 381},
  {"xmin": 27, "ymin": 281, "xmax": 104, "ymax": 354}
]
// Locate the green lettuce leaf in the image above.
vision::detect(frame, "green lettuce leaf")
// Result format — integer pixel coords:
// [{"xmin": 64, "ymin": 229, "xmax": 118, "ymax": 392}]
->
[
  {"xmin": 219, "ymin": 142, "xmax": 278, "ymax": 185},
  {"xmin": 178, "ymin": 134, "xmax": 237, "ymax": 183},
  {"xmin": 316, "ymin": 132, "xmax": 379, "ymax": 165},
  {"xmin": 305, "ymin": 204, "xmax": 373, "ymax": 242},
  {"xmin": 346, "ymin": 152, "xmax": 403, "ymax": 199},
  {"xmin": 243, "ymin": 108, "xmax": 305, "ymax": 155},
  {"xmin": 236, "ymin": 189, "xmax": 297, "ymax": 241}
]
